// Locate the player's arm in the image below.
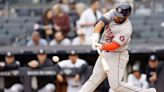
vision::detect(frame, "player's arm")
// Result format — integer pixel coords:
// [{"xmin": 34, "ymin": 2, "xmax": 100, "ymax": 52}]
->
[
  {"xmin": 93, "ymin": 20, "xmax": 105, "ymax": 33},
  {"xmin": 101, "ymin": 42, "xmax": 120, "ymax": 51}
]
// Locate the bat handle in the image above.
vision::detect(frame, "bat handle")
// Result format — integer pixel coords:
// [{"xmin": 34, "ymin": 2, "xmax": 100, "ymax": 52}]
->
[
  {"xmin": 96, "ymin": 47, "xmax": 102, "ymax": 55},
  {"xmin": 96, "ymin": 47, "xmax": 110, "ymax": 73}
]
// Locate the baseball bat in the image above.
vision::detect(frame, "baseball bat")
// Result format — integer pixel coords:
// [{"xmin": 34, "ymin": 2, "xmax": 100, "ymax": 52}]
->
[{"xmin": 96, "ymin": 47, "xmax": 110, "ymax": 73}]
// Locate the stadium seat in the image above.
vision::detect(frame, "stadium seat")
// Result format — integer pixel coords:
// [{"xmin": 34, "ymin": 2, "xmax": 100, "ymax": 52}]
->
[
  {"xmin": 160, "ymin": 31, "xmax": 164, "ymax": 38},
  {"xmin": 133, "ymin": 25, "xmax": 152, "ymax": 32},
  {"xmin": 130, "ymin": 15, "xmax": 146, "ymax": 25},
  {"xmin": 146, "ymin": 38, "xmax": 164, "ymax": 44},
  {"xmin": 146, "ymin": 18, "xmax": 164, "ymax": 25},
  {"xmin": 140, "ymin": 31, "xmax": 159, "ymax": 39},
  {"xmin": 15, "ymin": 8, "xmax": 31, "ymax": 16},
  {"xmin": 30, "ymin": 8, "xmax": 43, "ymax": 16},
  {"xmin": 0, "ymin": 35, "xmax": 12, "ymax": 45},
  {"xmin": 0, "ymin": 17, "xmax": 8, "ymax": 23},
  {"xmin": 3, "ymin": 23, "xmax": 22, "ymax": 29},
  {"xmin": 26, "ymin": 17, "xmax": 40, "ymax": 22},
  {"xmin": 130, "ymin": 38, "xmax": 146, "ymax": 44},
  {"xmin": 0, "ymin": 29, "xmax": 7, "ymax": 34},
  {"xmin": 8, "ymin": 17, "xmax": 27, "ymax": 23},
  {"xmin": 152, "ymin": 25, "xmax": 164, "ymax": 32},
  {"xmin": 7, "ymin": 28, "xmax": 27, "ymax": 38}
]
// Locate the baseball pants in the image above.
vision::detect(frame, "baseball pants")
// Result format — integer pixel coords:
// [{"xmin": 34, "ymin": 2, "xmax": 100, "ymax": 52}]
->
[{"xmin": 79, "ymin": 51, "xmax": 142, "ymax": 92}]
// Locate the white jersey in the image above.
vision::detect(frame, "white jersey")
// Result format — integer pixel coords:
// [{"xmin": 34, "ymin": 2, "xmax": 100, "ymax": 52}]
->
[
  {"xmin": 79, "ymin": 8, "xmax": 102, "ymax": 37},
  {"xmin": 100, "ymin": 9, "xmax": 132, "ymax": 52},
  {"xmin": 128, "ymin": 74, "xmax": 148, "ymax": 89},
  {"xmin": 58, "ymin": 59, "xmax": 87, "ymax": 69},
  {"xmin": 58, "ymin": 59, "xmax": 87, "ymax": 92}
]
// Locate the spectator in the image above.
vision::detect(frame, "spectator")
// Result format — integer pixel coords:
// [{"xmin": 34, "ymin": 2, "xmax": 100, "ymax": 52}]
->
[
  {"xmin": 76, "ymin": 3, "xmax": 86, "ymax": 31},
  {"xmin": 72, "ymin": 29, "xmax": 91, "ymax": 46},
  {"xmin": 0, "ymin": 51, "xmax": 23, "ymax": 92},
  {"xmin": 78, "ymin": 0, "xmax": 102, "ymax": 37},
  {"xmin": 128, "ymin": 65, "xmax": 148, "ymax": 89},
  {"xmin": 34, "ymin": 9, "xmax": 54, "ymax": 41},
  {"xmin": 52, "ymin": 4, "xmax": 70, "ymax": 37},
  {"xmin": 58, "ymin": 0, "xmax": 70, "ymax": 13},
  {"xmin": 68, "ymin": 0, "xmax": 79, "ymax": 28},
  {"xmin": 76, "ymin": 3, "xmax": 86, "ymax": 17},
  {"xmin": 146, "ymin": 55, "xmax": 159, "ymax": 88},
  {"xmin": 56, "ymin": 50, "xmax": 88, "ymax": 92},
  {"xmin": 28, "ymin": 49, "xmax": 55, "ymax": 92},
  {"xmin": 27, "ymin": 31, "xmax": 48, "ymax": 47},
  {"xmin": 49, "ymin": 31, "xmax": 71, "ymax": 46}
]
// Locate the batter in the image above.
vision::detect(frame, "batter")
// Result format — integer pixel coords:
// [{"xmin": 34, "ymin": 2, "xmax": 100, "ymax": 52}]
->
[{"xmin": 79, "ymin": 2, "xmax": 156, "ymax": 92}]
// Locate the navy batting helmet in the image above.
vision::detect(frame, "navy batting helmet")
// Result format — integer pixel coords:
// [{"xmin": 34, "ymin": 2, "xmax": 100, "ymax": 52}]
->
[{"xmin": 114, "ymin": 2, "xmax": 132, "ymax": 19}]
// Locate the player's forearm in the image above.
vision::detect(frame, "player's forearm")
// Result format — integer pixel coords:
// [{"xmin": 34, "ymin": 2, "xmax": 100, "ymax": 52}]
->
[
  {"xmin": 101, "ymin": 42, "xmax": 120, "ymax": 51},
  {"xmin": 93, "ymin": 21, "xmax": 105, "ymax": 33}
]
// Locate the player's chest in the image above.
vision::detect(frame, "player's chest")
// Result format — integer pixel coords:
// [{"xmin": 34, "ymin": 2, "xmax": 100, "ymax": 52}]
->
[{"xmin": 103, "ymin": 24, "xmax": 123, "ymax": 41}]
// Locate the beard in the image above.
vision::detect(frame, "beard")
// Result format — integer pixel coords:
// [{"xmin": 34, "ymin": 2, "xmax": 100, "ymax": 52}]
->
[{"xmin": 114, "ymin": 18, "xmax": 126, "ymax": 24}]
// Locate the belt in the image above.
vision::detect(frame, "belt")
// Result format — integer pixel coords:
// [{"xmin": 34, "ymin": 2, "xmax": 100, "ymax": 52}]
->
[
  {"xmin": 71, "ymin": 85, "xmax": 79, "ymax": 88},
  {"xmin": 104, "ymin": 50, "xmax": 128, "ymax": 53}
]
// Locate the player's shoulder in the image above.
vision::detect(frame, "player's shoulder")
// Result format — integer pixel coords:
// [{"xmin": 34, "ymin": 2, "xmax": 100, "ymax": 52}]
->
[{"xmin": 121, "ymin": 19, "xmax": 132, "ymax": 33}]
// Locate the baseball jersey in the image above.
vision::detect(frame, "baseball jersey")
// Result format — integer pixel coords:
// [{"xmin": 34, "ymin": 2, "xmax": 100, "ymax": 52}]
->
[
  {"xmin": 128, "ymin": 74, "xmax": 148, "ymax": 89},
  {"xmin": 58, "ymin": 59, "xmax": 87, "ymax": 87},
  {"xmin": 100, "ymin": 9, "xmax": 132, "ymax": 52},
  {"xmin": 79, "ymin": 8, "xmax": 102, "ymax": 37}
]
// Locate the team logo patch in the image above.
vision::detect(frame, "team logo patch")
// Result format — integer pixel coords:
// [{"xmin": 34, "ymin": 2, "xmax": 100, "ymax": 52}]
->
[{"xmin": 119, "ymin": 36, "xmax": 125, "ymax": 42}]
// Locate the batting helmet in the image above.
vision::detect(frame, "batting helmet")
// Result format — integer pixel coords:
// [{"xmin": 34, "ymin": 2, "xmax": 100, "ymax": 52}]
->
[{"xmin": 114, "ymin": 2, "xmax": 132, "ymax": 19}]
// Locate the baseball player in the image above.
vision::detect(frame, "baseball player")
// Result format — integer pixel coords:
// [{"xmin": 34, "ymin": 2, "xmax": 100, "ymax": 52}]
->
[
  {"xmin": 0, "ymin": 51, "xmax": 23, "ymax": 92},
  {"xmin": 79, "ymin": 2, "xmax": 156, "ymax": 92},
  {"xmin": 56, "ymin": 50, "xmax": 88, "ymax": 92}
]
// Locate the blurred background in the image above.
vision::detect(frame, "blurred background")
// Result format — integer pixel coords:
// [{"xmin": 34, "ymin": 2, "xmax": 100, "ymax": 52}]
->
[{"xmin": 0, "ymin": 0, "xmax": 164, "ymax": 92}]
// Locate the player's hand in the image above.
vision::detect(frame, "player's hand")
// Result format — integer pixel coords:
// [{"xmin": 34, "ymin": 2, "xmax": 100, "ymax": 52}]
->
[
  {"xmin": 95, "ymin": 43, "xmax": 102, "ymax": 50},
  {"xmin": 0, "ymin": 62, "xmax": 5, "ymax": 67},
  {"xmin": 91, "ymin": 33, "xmax": 99, "ymax": 50},
  {"xmin": 28, "ymin": 60, "xmax": 39, "ymax": 68},
  {"xmin": 74, "ymin": 74, "xmax": 80, "ymax": 82},
  {"xmin": 57, "ymin": 74, "xmax": 64, "ymax": 82}
]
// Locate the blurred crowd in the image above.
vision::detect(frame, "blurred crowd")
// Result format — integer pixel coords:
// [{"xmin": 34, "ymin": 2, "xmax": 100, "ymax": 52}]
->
[
  {"xmin": 31, "ymin": 0, "xmax": 100, "ymax": 47},
  {"xmin": 28, "ymin": 0, "xmax": 133, "ymax": 47}
]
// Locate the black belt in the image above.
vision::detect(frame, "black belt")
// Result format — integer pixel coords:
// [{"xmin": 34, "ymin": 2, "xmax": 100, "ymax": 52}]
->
[{"xmin": 71, "ymin": 85, "xmax": 79, "ymax": 88}]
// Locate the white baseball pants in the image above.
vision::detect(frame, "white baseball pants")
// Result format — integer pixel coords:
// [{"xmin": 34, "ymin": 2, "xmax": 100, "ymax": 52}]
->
[{"xmin": 79, "ymin": 51, "xmax": 142, "ymax": 92}]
